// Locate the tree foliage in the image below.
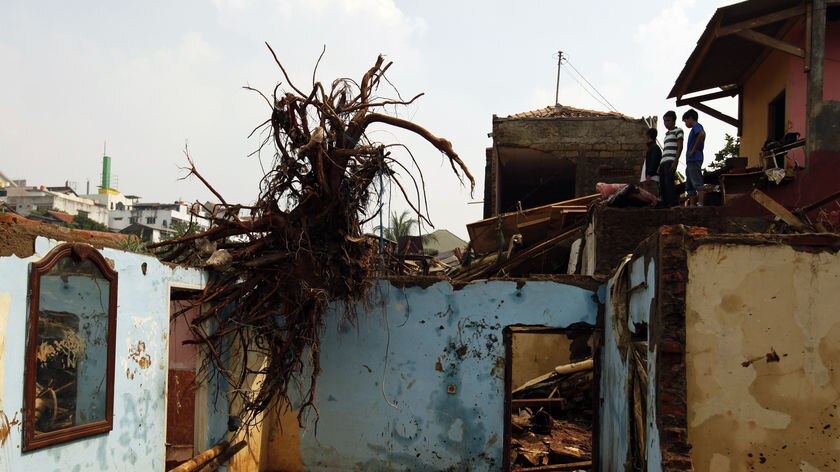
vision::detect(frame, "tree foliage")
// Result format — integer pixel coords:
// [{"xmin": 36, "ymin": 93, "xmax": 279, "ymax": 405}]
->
[{"xmin": 709, "ymin": 133, "xmax": 741, "ymax": 170}]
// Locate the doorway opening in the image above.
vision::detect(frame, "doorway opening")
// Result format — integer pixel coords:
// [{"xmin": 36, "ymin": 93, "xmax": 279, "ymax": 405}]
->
[
  {"xmin": 767, "ymin": 89, "xmax": 786, "ymax": 142},
  {"xmin": 503, "ymin": 324, "xmax": 595, "ymax": 471},
  {"xmin": 165, "ymin": 288, "xmax": 205, "ymax": 470}
]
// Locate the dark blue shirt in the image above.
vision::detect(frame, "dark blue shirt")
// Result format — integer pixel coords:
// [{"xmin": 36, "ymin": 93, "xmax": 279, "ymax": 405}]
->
[{"xmin": 686, "ymin": 123, "xmax": 705, "ymax": 162}]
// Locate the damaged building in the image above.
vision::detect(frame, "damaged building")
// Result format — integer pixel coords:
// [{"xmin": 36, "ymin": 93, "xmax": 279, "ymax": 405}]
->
[
  {"xmin": 1, "ymin": 0, "xmax": 840, "ymax": 471},
  {"xmin": 483, "ymin": 105, "xmax": 651, "ymax": 218}
]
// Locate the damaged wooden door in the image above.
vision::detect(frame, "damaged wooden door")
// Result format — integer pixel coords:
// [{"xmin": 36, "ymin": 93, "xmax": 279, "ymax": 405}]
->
[
  {"xmin": 165, "ymin": 289, "xmax": 204, "ymax": 470},
  {"xmin": 504, "ymin": 325, "xmax": 594, "ymax": 471}
]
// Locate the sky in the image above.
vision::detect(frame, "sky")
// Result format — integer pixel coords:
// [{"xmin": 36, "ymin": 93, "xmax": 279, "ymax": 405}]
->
[{"xmin": 0, "ymin": 0, "xmax": 739, "ymax": 238}]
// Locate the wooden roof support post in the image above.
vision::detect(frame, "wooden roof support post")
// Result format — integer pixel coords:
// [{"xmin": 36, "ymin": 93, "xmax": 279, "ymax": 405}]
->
[
  {"xmin": 806, "ymin": 0, "xmax": 826, "ymax": 163},
  {"xmin": 680, "ymin": 99, "xmax": 741, "ymax": 129},
  {"xmin": 805, "ymin": 1, "xmax": 813, "ymax": 72}
]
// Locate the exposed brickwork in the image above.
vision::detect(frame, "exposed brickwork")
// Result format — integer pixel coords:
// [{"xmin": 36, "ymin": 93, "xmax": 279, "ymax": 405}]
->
[
  {"xmin": 591, "ymin": 207, "xmax": 771, "ymax": 276},
  {"xmin": 0, "ymin": 212, "xmax": 127, "ymax": 257},
  {"xmin": 654, "ymin": 225, "xmax": 693, "ymax": 470},
  {"xmin": 484, "ymin": 112, "xmax": 649, "ymax": 217}
]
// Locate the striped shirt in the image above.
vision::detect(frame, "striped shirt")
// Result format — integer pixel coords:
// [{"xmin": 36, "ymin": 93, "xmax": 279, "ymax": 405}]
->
[{"xmin": 661, "ymin": 127, "xmax": 684, "ymax": 163}]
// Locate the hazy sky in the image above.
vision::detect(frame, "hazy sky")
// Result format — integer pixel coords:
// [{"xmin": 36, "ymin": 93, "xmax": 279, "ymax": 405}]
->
[{"xmin": 0, "ymin": 0, "xmax": 737, "ymax": 238}]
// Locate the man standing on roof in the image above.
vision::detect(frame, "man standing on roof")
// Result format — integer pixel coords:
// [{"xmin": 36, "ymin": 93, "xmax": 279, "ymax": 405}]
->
[
  {"xmin": 682, "ymin": 109, "xmax": 706, "ymax": 207},
  {"xmin": 644, "ymin": 128, "xmax": 662, "ymax": 183},
  {"xmin": 659, "ymin": 110, "xmax": 683, "ymax": 208}
]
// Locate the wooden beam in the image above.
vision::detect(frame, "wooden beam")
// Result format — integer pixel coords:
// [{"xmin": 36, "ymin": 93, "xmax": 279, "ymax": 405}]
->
[
  {"xmin": 736, "ymin": 29, "xmax": 805, "ymax": 57},
  {"xmin": 676, "ymin": 16, "xmax": 722, "ymax": 99},
  {"xmin": 682, "ymin": 99, "xmax": 740, "ymax": 128},
  {"xmin": 171, "ymin": 441, "xmax": 230, "ymax": 472},
  {"xmin": 716, "ymin": 5, "xmax": 806, "ymax": 37},
  {"xmin": 750, "ymin": 189, "xmax": 810, "ymax": 231},
  {"xmin": 675, "ymin": 87, "xmax": 739, "ymax": 106},
  {"xmin": 511, "ymin": 398, "xmax": 568, "ymax": 407},
  {"xmin": 517, "ymin": 462, "xmax": 593, "ymax": 471},
  {"xmin": 737, "ymin": 16, "xmax": 801, "ymax": 85}
]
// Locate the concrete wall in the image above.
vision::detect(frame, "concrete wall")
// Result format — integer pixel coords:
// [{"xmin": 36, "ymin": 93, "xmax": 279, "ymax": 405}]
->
[
  {"xmin": 685, "ymin": 243, "xmax": 840, "ymax": 471},
  {"xmin": 270, "ymin": 278, "xmax": 599, "ymax": 471},
  {"xmin": 0, "ymin": 236, "xmax": 206, "ymax": 471}
]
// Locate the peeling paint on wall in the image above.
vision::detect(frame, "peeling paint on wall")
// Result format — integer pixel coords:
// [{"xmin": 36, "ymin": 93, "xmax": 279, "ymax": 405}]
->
[
  {"xmin": 0, "ymin": 293, "xmax": 9, "ymax": 410},
  {"xmin": 0, "ymin": 236, "xmax": 207, "ymax": 471},
  {"xmin": 686, "ymin": 244, "xmax": 840, "ymax": 471},
  {"xmin": 277, "ymin": 279, "xmax": 598, "ymax": 471}
]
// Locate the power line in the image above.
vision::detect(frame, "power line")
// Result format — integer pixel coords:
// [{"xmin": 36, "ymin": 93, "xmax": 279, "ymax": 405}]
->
[
  {"xmin": 560, "ymin": 64, "xmax": 613, "ymax": 111},
  {"xmin": 563, "ymin": 57, "xmax": 619, "ymax": 112}
]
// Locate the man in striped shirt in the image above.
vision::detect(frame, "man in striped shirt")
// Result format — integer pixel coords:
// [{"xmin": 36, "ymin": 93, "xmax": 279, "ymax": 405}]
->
[{"xmin": 658, "ymin": 110, "xmax": 684, "ymax": 207}]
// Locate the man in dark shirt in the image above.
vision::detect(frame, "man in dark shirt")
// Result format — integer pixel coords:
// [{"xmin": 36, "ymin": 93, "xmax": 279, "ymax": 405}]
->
[{"xmin": 644, "ymin": 128, "xmax": 662, "ymax": 183}]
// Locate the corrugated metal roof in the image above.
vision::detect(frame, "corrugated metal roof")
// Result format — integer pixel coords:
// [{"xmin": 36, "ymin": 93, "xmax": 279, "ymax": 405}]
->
[{"xmin": 668, "ymin": 0, "xmax": 806, "ymax": 98}]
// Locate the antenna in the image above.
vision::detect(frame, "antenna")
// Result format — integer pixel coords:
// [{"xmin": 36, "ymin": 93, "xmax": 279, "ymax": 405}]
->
[{"xmin": 555, "ymin": 50, "xmax": 563, "ymax": 106}]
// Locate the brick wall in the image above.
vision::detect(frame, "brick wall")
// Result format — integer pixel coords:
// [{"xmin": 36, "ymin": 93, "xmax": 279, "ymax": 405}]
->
[
  {"xmin": 652, "ymin": 225, "xmax": 713, "ymax": 471},
  {"xmin": 485, "ymin": 116, "xmax": 648, "ymax": 216}
]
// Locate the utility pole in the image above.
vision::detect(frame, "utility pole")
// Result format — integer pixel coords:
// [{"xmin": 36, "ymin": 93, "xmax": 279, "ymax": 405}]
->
[{"xmin": 555, "ymin": 50, "xmax": 563, "ymax": 105}]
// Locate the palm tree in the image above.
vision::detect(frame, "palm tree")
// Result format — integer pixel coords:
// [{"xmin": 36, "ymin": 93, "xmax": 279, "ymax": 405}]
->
[{"xmin": 374, "ymin": 210, "xmax": 437, "ymax": 244}]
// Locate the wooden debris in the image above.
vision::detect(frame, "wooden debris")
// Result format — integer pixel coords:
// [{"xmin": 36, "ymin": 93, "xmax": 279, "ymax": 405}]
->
[
  {"xmin": 170, "ymin": 441, "xmax": 229, "ymax": 472},
  {"xmin": 466, "ymin": 195, "xmax": 598, "ymax": 255},
  {"xmin": 510, "ymin": 357, "xmax": 593, "ymax": 471},
  {"xmin": 750, "ymin": 189, "xmax": 811, "ymax": 231},
  {"xmin": 554, "ymin": 359, "xmax": 593, "ymax": 376},
  {"xmin": 516, "ymin": 460, "xmax": 592, "ymax": 471}
]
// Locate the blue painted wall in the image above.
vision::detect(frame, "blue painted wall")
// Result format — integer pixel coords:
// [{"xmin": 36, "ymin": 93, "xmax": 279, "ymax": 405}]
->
[
  {"xmin": 0, "ymin": 237, "xmax": 206, "ymax": 472},
  {"xmin": 598, "ymin": 255, "xmax": 659, "ymax": 471},
  {"xmin": 290, "ymin": 279, "xmax": 599, "ymax": 471}
]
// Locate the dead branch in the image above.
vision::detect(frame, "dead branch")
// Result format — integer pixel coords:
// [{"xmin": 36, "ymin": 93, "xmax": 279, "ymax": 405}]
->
[{"xmin": 159, "ymin": 46, "xmax": 471, "ymax": 431}]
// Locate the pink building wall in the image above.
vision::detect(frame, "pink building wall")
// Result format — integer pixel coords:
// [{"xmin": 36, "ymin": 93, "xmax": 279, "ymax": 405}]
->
[{"xmin": 786, "ymin": 20, "xmax": 840, "ymax": 167}]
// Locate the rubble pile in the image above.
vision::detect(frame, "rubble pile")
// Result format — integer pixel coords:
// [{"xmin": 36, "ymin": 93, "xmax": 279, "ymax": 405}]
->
[{"xmin": 510, "ymin": 359, "xmax": 594, "ymax": 471}]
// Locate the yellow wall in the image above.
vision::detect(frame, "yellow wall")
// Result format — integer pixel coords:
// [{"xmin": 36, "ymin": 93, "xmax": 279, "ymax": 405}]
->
[
  {"xmin": 685, "ymin": 244, "xmax": 840, "ymax": 471},
  {"xmin": 741, "ymin": 50, "xmax": 791, "ymax": 167},
  {"xmin": 511, "ymin": 332, "xmax": 573, "ymax": 389}
]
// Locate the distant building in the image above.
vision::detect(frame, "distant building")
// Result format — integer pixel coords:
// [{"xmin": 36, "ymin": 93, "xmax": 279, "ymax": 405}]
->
[
  {"xmin": 2, "ymin": 185, "xmax": 110, "ymax": 225},
  {"xmin": 115, "ymin": 201, "xmax": 207, "ymax": 242},
  {"xmin": 118, "ymin": 223, "xmax": 176, "ymax": 243},
  {"xmin": 1, "ymin": 155, "xmax": 209, "ymax": 240}
]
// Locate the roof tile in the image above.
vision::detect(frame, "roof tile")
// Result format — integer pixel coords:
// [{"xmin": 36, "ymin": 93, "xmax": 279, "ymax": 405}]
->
[{"xmin": 505, "ymin": 104, "xmax": 635, "ymax": 120}]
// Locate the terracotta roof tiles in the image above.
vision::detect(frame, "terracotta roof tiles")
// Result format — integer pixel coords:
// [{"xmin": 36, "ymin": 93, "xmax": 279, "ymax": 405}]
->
[{"xmin": 504, "ymin": 104, "xmax": 635, "ymax": 120}]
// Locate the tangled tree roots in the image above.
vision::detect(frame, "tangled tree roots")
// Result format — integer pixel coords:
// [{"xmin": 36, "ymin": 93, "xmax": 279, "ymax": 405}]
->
[{"xmin": 150, "ymin": 44, "xmax": 474, "ymax": 428}]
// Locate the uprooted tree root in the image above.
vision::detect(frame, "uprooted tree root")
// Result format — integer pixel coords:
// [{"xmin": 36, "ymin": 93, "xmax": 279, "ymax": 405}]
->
[{"xmin": 150, "ymin": 44, "xmax": 474, "ymax": 429}]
